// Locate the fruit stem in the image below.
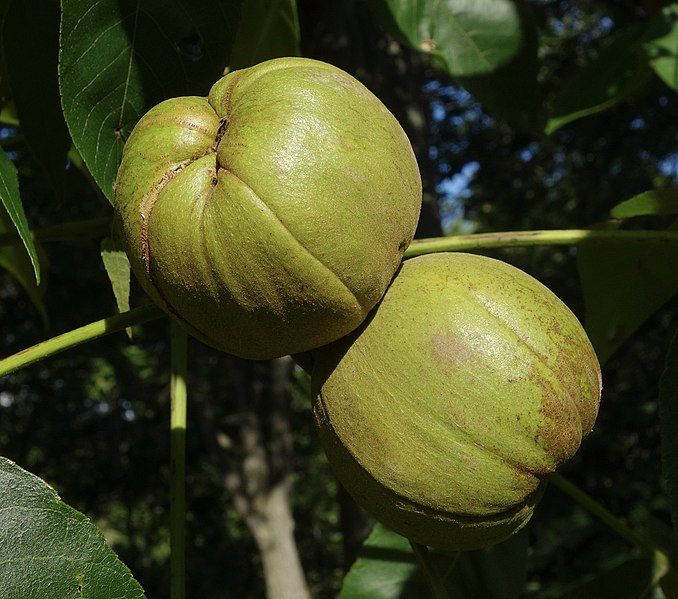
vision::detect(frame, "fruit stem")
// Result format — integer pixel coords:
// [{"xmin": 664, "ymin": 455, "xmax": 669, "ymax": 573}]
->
[
  {"xmin": 5, "ymin": 220, "xmax": 678, "ymax": 253},
  {"xmin": 0, "ymin": 304, "xmax": 164, "ymax": 377},
  {"xmin": 0, "ymin": 216, "xmax": 111, "ymax": 247},
  {"xmin": 410, "ymin": 541, "xmax": 451, "ymax": 599},
  {"xmin": 404, "ymin": 229, "xmax": 678, "ymax": 257},
  {"xmin": 170, "ymin": 322, "xmax": 188, "ymax": 599},
  {"xmin": 548, "ymin": 473, "xmax": 668, "ymax": 561}
]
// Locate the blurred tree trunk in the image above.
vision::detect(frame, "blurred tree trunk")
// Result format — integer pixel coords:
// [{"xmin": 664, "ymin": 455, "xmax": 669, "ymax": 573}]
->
[{"xmin": 197, "ymin": 357, "xmax": 310, "ymax": 599}]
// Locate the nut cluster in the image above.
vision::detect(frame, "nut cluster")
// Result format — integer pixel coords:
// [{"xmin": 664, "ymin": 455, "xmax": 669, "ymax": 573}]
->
[{"xmin": 115, "ymin": 57, "xmax": 602, "ymax": 549}]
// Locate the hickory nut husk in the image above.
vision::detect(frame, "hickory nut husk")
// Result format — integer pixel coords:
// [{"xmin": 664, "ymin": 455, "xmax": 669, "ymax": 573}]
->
[
  {"xmin": 312, "ymin": 253, "xmax": 602, "ymax": 550},
  {"xmin": 114, "ymin": 57, "xmax": 422, "ymax": 359}
]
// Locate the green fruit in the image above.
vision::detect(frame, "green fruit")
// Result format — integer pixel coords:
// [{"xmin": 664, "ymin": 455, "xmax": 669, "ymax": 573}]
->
[
  {"xmin": 114, "ymin": 57, "xmax": 421, "ymax": 359},
  {"xmin": 312, "ymin": 253, "xmax": 601, "ymax": 549}
]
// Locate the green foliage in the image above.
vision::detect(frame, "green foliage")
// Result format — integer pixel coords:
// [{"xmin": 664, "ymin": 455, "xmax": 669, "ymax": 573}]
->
[
  {"xmin": 339, "ymin": 524, "xmax": 425, "ymax": 598},
  {"xmin": 611, "ymin": 189, "xmax": 678, "ymax": 219},
  {"xmin": 340, "ymin": 523, "xmax": 530, "ymax": 598},
  {"xmin": 58, "ymin": 0, "xmax": 241, "ymax": 201},
  {"xmin": 577, "ymin": 207, "xmax": 678, "ymax": 363},
  {"xmin": 0, "ymin": 148, "xmax": 39, "ymax": 283},
  {"xmin": 456, "ymin": 1, "xmax": 541, "ymax": 132},
  {"xmin": 545, "ymin": 26, "xmax": 653, "ymax": 134},
  {"xmin": 578, "ymin": 190, "xmax": 678, "ymax": 364},
  {"xmin": 0, "ymin": 456, "xmax": 146, "ymax": 598},
  {"xmin": 644, "ymin": 5, "xmax": 678, "ymax": 91},
  {"xmin": 0, "ymin": 206, "xmax": 46, "ymax": 326},
  {"xmin": 552, "ymin": 556, "xmax": 655, "ymax": 598},
  {"xmin": 229, "ymin": 0, "xmax": 300, "ymax": 69},
  {"xmin": 446, "ymin": 530, "xmax": 528, "ymax": 598},
  {"xmin": 660, "ymin": 329, "xmax": 678, "ymax": 537},
  {"xmin": 369, "ymin": 0, "xmax": 522, "ymax": 76},
  {"xmin": 1, "ymin": 0, "xmax": 70, "ymax": 195},
  {"xmin": 100, "ymin": 236, "xmax": 131, "ymax": 317}
]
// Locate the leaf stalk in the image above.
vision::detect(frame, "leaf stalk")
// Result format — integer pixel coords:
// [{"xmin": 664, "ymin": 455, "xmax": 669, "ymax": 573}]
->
[{"xmin": 0, "ymin": 304, "xmax": 164, "ymax": 377}]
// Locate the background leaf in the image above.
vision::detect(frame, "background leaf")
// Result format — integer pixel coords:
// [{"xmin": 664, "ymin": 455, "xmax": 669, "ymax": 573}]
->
[
  {"xmin": 644, "ymin": 5, "xmax": 678, "ymax": 92},
  {"xmin": 660, "ymin": 329, "xmax": 678, "ymax": 538},
  {"xmin": 368, "ymin": 0, "xmax": 522, "ymax": 77},
  {"xmin": 0, "ymin": 148, "xmax": 39, "ymax": 283},
  {"xmin": 1, "ymin": 0, "xmax": 70, "ymax": 195},
  {"xmin": 610, "ymin": 189, "xmax": 678, "ymax": 219},
  {"xmin": 0, "ymin": 456, "xmax": 146, "ymax": 598},
  {"xmin": 101, "ymin": 237, "xmax": 131, "ymax": 316},
  {"xmin": 553, "ymin": 556, "xmax": 655, "ymax": 599},
  {"xmin": 101, "ymin": 236, "xmax": 132, "ymax": 338},
  {"xmin": 59, "ymin": 0, "xmax": 242, "ymax": 201},
  {"xmin": 456, "ymin": 1, "xmax": 541, "ymax": 132},
  {"xmin": 545, "ymin": 25, "xmax": 653, "ymax": 135},
  {"xmin": 446, "ymin": 528, "xmax": 528, "ymax": 598},
  {"xmin": 0, "ymin": 206, "xmax": 47, "ymax": 328},
  {"xmin": 339, "ymin": 523, "xmax": 529, "ymax": 598},
  {"xmin": 229, "ymin": 0, "xmax": 300, "ymax": 70},
  {"xmin": 339, "ymin": 524, "xmax": 424, "ymax": 598},
  {"xmin": 577, "ymin": 222, "xmax": 678, "ymax": 363}
]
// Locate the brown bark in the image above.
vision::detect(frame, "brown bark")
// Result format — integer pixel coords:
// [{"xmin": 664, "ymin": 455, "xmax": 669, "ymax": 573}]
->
[{"xmin": 197, "ymin": 356, "xmax": 310, "ymax": 599}]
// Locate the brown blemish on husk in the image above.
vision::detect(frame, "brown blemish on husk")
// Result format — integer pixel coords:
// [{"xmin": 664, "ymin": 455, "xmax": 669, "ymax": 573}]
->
[
  {"xmin": 139, "ymin": 159, "xmax": 194, "ymax": 275},
  {"xmin": 531, "ymin": 366, "xmax": 581, "ymax": 469},
  {"xmin": 470, "ymin": 291, "xmax": 592, "ymax": 471},
  {"xmin": 429, "ymin": 331, "xmax": 472, "ymax": 369}
]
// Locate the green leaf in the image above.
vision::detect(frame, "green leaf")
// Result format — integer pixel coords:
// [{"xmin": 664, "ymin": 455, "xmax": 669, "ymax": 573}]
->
[
  {"xmin": 577, "ymin": 222, "xmax": 678, "ymax": 363},
  {"xmin": 369, "ymin": 0, "xmax": 522, "ymax": 77},
  {"xmin": 101, "ymin": 236, "xmax": 131, "ymax": 315},
  {"xmin": 644, "ymin": 5, "xmax": 678, "ymax": 91},
  {"xmin": 229, "ymin": 0, "xmax": 300, "ymax": 70},
  {"xmin": 0, "ymin": 206, "xmax": 47, "ymax": 327},
  {"xmin": 59, "ymin": 0, "xmax": 241, "ymax": 202},
  {"xmin": 0, "ymin": 148, "xmax": 39, "ymax": 284},
  {"xmin": 339, "ymin": 524, "xmax": 424, "ymax": 599},
  {"xmin": 546, "ymin": 26, "xmax": 653, "ymax": 135},
  {"xmin": 457, "ymin": 1, "xmax": 542, "ymax": 132},
  {"xmin": 611, "ymin": 189, "xmax": 678, "ymax": 219},
  {"xmin": 0, "ymin": 456, "xmax": 146, "ymax": 598},
  {"xmin": 554, "ymin": 556, "xmax": 654, "ymax": 598},
  {"xmin": 447, "ymin": 528, "xmax": 529, "ymax": 598},
  {"xmin": 1, "ymin": 0, "xmax": 70, "ymax": 195},
  {"xmin": 339, "ymin": 523, "xmax": 529, "ymax": 598},
  {"xmin": 660, "ymin": 329, "xmax": 678, "ymax": 539},
  {"xmin": 101, "ymin": 236, "xmax": 131, "ymax": 339}
]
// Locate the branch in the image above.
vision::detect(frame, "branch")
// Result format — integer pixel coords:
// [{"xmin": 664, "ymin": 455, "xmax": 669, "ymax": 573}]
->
[
  {"xmin": 0, "ymin": 304, "xmax": 164, "ymax": 377},
  {"xmin": 404, "ymin": 229, "xmax": 678, "ymax": 257},
  {"xmin": 548, "ymin": 473, "xmax": 669, "ymax": 562}
]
